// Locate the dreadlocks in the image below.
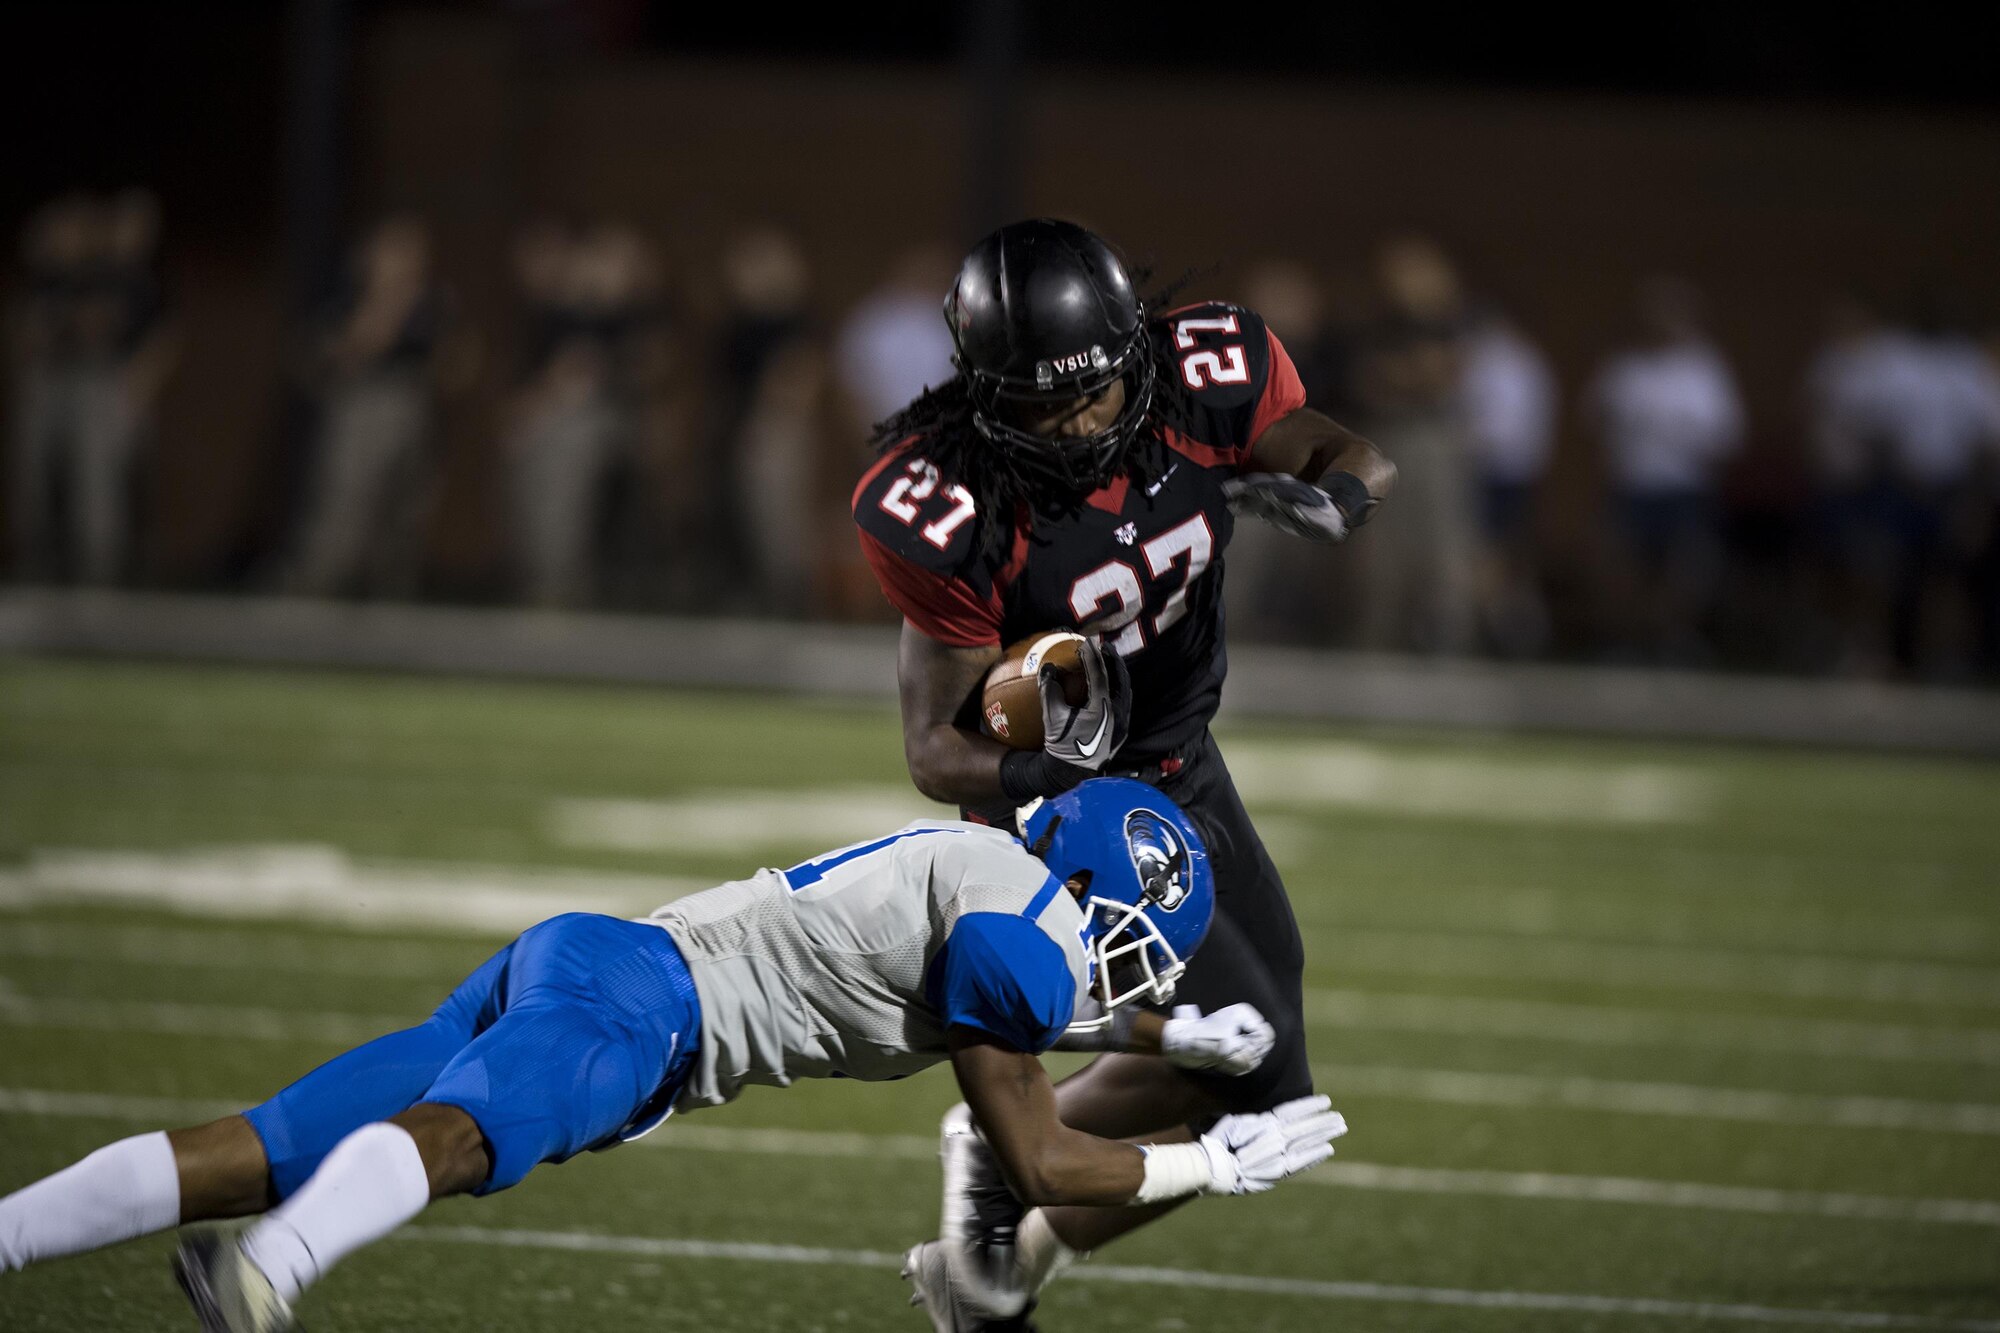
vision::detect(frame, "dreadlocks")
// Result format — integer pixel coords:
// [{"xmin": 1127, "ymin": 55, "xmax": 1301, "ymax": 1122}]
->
[{"xmin": 867, "ymin": 272, "xmax": 1205, "ymax": 572}]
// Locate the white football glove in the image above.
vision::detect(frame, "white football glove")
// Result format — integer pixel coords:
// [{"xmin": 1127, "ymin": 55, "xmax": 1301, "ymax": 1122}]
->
[
  {"xmin": 1197, "ymin": 1095, "xmax": 1347, "ymax": 1196},
  {"xmin": 1039, "ymin": 635, "xmax": 1131, "ymax": 771},
  {"xmin": 1222, "ymin": 472, "xmax": 1350, "ymax": 543},
  {"xmin": 1161, "ymin": 1003, "xmax": 1276, "ymax": 1077}
]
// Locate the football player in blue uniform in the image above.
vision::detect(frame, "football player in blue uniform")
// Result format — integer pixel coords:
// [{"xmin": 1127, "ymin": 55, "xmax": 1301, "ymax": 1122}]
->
[
  {"xmin": 0, "ymin": 780, "xmax": 1344, "ymax": 1332},
  {"xmin": 852, "ymin": 219, "xmax": 1393, "ymax": 1328}
]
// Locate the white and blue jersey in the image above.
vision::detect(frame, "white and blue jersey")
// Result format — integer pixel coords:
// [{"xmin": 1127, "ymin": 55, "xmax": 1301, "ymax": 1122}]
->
[
  {"xmin": 644, "ymin": 820, "xmax": 1089, "ymax": 1112},
  {"xmin": 241, "ymin": 821, "xmax": 1083, "ymax": 1200}
]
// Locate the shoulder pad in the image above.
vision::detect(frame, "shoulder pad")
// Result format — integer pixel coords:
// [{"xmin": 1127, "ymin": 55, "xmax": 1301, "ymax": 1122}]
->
[
  {"xmin": 853, "ymin": 449, "xmax": 988, "ymax": 575},
  {"xmin": 1157, "ymin": 302, "xmax": 1275, "ymax": 411},
  {"xmin": 1154, "ymin": 302, "xmax": 1302, "ymax": 459}
]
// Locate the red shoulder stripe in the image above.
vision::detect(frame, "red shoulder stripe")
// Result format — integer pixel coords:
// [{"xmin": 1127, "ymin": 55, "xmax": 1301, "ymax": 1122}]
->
[
  {"xmin": 1248, "ymin": 326, "xmax": 1309, "ymax": 449},
  {"xmin": 1161, "ymin": 425, "xmax": 1242, "ymax": 470},
  {"xmin": 856, "ymin": 529, "xmax": 1003, "ymax": 648}
]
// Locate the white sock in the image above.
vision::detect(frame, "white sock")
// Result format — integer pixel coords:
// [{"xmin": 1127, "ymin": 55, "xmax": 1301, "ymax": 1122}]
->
[
  {"xmin": 1014, "ymin": 1209, "xmax": 1080, "ymax": 1295},
  {"xmin": 0, "ymin": 1131, "xmax": 180, "ymax": 1271},
  {"xmin": 241, "ymin": 1122, "xmax": 430, "ymax": 1303}
]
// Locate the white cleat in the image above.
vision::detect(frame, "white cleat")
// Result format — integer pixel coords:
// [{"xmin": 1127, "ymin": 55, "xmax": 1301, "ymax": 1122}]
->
[
  {"xmin": 172, "ymin": 1230, "xmax": 298, "ymax": 1333},
  {"xmin": 938, "ymin": 1103, "xmax": 1024, "ymax": 1267},
  {"xmin": 903, "ymin": 1240, "xmax": 1032, "ymax": 1333},
  {"xmin": 919, "ymin": 1103, "xmax": 1034, "ymax": 1325}
]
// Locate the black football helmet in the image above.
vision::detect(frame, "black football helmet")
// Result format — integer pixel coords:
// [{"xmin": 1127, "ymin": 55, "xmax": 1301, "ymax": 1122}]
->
[{"xmin": 944, "ymin": 219, "xmax": 1156, "ymax": 495}]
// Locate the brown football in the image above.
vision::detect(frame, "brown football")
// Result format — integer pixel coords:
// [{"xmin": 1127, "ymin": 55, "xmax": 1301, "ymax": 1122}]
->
[{"xmin": 979, "ymin": 631, "xmax": 1092, "ymax": 750}]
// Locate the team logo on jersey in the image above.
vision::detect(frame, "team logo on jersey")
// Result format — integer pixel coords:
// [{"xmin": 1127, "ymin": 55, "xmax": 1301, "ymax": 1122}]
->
[
  {"xmin": 983, "ymin": 700, "xmax": 1011, "ymax": 739},
  {"xmin": 1114, "ymin": 522, "xmax": 1137, "ymax": 545},
  {"xmin": 1124, "ymin": 810, "xmax": 1191, "ymax": 912}
]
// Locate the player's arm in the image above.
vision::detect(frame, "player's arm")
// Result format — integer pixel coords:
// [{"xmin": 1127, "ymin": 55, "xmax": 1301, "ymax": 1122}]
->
[
  {"xmin": 898, "ymin": 622, "xmax": 1008, "ymax": 806},
  {"xmin": 949, "ymin": 1028, "xmax": 1345, "ymax": 1206},
  {"xmin": 1052, "ymin": 1002, "xmax": 1276, "ymax": 1076},
  {"xmin": 1225, "ymin": 407, "xmax": 1397, "ymax": 543},
  {"xmin": 1250, "ymin": 406, "xmax": 1397, "ymax": 500},
  {"xmin": 897, "ymin": 621, "xmax": 1131, "ymax": 809},
  {"xmin": 949, "ymin": 1028, "xmax": 1145, "ymax": 1205}
]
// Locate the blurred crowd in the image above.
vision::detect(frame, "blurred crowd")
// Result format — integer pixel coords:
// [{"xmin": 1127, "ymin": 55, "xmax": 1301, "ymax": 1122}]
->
[
  {"xmin": 7, "ymin": 191, "xmax": 175, "ymax": 588},
  {"xmin": 1220, "ymin": 238, "xmax": 2000, "ymax": 683},
  {"xmin": 8, "ymin": 198, "xmax": 2000, "ymax": 683}
]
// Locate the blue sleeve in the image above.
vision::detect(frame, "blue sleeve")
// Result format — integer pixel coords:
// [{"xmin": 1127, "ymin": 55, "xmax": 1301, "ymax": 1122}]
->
[{"xmin": 935, "ymin": 912, "xmax": 1077, "ymax": 1056}]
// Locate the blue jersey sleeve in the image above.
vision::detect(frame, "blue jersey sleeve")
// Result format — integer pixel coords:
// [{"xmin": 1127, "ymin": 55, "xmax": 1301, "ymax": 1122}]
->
[{"xmin": 934, "ymin": 912, "xmax": 1077, "ymax": 1055}]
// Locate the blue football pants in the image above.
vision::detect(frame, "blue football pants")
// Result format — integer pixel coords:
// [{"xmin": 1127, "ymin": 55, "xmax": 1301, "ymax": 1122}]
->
[{"xmin": 243, "ymin": 913, "xmax": 700, "ymax": 1198}]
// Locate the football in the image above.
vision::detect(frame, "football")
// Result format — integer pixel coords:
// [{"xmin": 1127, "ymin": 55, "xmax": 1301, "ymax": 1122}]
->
[{"xmin": 979, "ymin": 631, "xmax": 1092, "ymax": 749}]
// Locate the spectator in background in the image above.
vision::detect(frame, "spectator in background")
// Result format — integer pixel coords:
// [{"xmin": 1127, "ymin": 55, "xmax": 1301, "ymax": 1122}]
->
[
  {"xmin": 710, "ymin": 224, "xmax": 825, "ymax": 616},
  {"xmin": 1587, "ymin": 276, "xmax": 1743, "ymax": 664},
  {"xmin": 1350, "ymin": 235, "xmax": 1477, "ymax": 654},
  {"xmin": 1242, "ymin": 258, "xmax": 1346, "ymax": 408},
  {"xmin": 1227, "ymin": 258, "xmax": 1347, "ymax": 643},
  {"xmin": 1864, "ymin": 292, "xmax": 2000, "ymax": 677},
  {"xmin": 834, "ymin": 243, "xmax": 955, "ymax": 430},
  {"xmin": 1461, "ymin": 300, "xmax": 1557, "ymax": 656},
  {"xmin": 1976, "ymin": 322, "xmax": 2000, "ymax": 680},
  {"xmin": 286, "ymin": 217, "xmax": 456, "ymax": 599},
  {"xmin": 503, "ymin": 219, "xmax": 672, "ymax": 609},
  {"xmin": 821, "ymin": 242, "xmax": 957, "ymax": 622},
  {"xmin": 6, "ymin": 190, "xmax": 176, "ymax": 585},
  {"xmin": 1805, "ymin": 293, "xmax": 1903, "ymax": 673}
]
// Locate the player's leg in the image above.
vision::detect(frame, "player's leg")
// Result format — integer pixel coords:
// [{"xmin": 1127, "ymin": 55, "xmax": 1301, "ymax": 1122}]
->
[
  {"xmin": 238, "ymin": 940, "xmax": 512, "ymax": 1204},
  {"xmin": 1010, "ymin": 734, "xmax": 1316, "ymax": 1291},
  {"xmin": 1028, "ymin": 903, "xmax": 1302, "ymax": 1259},
  {"xmin": 0, "ymin": 944, "xmax": 510, "ymax": 1277},
  {"xmin": 219, "ymin": 914, "xmax": 699, "ymax": 1312}
]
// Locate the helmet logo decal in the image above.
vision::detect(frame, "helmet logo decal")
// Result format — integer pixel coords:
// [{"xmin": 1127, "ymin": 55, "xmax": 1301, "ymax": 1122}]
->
[
  {"xmin": 1124, "ymin": 810, "xmax": 1190, "ymax": 912},
  {"xmin": 1035, "ymin": 344, "xmax": 1109, "ymax": 389}
]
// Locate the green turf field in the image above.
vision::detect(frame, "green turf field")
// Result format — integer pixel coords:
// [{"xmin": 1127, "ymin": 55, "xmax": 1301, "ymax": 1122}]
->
[{"xmin": 3, "ymin": 657, "xmax": 1998, "ymax": 1331}]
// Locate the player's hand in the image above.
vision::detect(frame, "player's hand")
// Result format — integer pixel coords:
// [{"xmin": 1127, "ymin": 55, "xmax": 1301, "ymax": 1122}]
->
[
  {"xmin": 1197, "ymin": 1095, "xmax": 1347, "ymax": 1196},
  {"xmin": 1161, "ymin": 1003, "xmax": 1276, "ymax": 1076},
  {"xmin": 1039, "ymin": 636, "xmax": 1130, "ymax": 771},
  {"xmin": 1223, "ymin": 472, "xmax": 1350, "ymax": 543}
]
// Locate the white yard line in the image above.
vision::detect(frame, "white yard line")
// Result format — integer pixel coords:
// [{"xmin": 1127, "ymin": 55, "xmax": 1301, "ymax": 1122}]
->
[
  {"xmin": 7, "ymin": 979, "xmax": 2000, "ymax": 1135},
  {"xmin": 544, "ymin": 755, "xmax": 1712, "ymax": 859},
  {"xmin": 646, "ymin": 1123, "xmax": 2000, "ymax": 1226},
  {"xmin": 0, "ymin": 845, "xmax": 704, "ymax": 936},
  {"xmin": 0, "ymin": 922, "xmax": 474, "ymax": 978},
  {"xmin": 1316, "ymin": 1161, "xmax": 2000, "ymax": 1226},
  {"xmin": 548, "ymin": 788, "xmax": 953, "ymax": 855},
  {"xmin": 0, "ymin": 994, "xmax": 404, "ymax": 1044},
  {"xmin": 11, "ymin": 842, "xmax": 1996, "ymax": 1009},
  {"xmin": 6, "ymin": 1087, "xmax": 1998, "ymax": 1230},
  {"xmin": 1218, "ymin": 741, "xmax": 1718, "ymax": 825},
  {"xmin": 1322, "ymin": 1064, "xmax": 2000, "ymax": 1135},
  {"xmin": 0, "ymin": 1087, "xmax": 244, "ymax": 1122},
  {"xmin": 401, "ymin": 1225, "xmax": 2000, "ymax": 1330},
  {"xmin": 1330, "ymin": 928, "xmax": 2000, "ymax": 1008},
  {"xmin": 7, "ymin": 976, "xmax": 1996, "ymax": 1087},
  {"xmin": 1304, "ymin": 988, "xmax": 2000, "ymax": 1066}
]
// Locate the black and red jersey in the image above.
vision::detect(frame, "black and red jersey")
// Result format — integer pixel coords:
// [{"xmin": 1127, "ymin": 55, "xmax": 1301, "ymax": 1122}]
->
[{"xmin": 853, "ymin": 300, "xmax": 1306, "ymax": 762}]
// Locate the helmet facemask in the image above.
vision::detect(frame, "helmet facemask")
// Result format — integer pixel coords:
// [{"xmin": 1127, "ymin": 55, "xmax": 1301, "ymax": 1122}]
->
[
  {"xmin": 1066, "ymin": 888, "xmax": 1189, "ymax": 1031},
  {"xmin": 1017, "ymin": 782, "xmax": 1213, "ymax": 1037},
  {"xmin": 952, "ymin": 309, "xmax": 1157, "ymax": 497}
]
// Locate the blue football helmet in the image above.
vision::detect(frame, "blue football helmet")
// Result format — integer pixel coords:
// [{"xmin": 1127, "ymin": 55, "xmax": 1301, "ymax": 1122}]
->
[{"xmin": 1019, "ymin": 778, "xmax": 1214, "ymax": 1027}]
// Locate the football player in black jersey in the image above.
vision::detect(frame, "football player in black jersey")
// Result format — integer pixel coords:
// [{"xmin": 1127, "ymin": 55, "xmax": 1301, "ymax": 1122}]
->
[{"xmin": 853, "ymin": 219, "xmax": 1393, "ymax": 1330}]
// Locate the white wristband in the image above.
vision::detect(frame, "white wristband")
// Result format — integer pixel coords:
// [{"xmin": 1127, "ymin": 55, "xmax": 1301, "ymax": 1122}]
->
[{"xmin": 1132, "ymin": 1142, "xmax": 1214, "ymax": 1204}]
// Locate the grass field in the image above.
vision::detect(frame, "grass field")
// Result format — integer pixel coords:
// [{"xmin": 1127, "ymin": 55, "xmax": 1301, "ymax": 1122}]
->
[{"xmin": 3, "ymin": 656, "xmax": 1998, "ymax": 1331}]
